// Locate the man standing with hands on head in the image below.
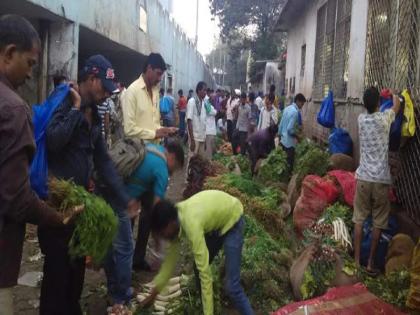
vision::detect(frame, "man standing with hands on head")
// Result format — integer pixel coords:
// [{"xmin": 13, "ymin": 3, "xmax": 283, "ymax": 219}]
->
[
  {"xmin": 0, "ymin": 14, "xmax": 82, "ymax": 315},
  {"xmin": 122, "ymin": 53, "xmax": 177, "ymax": 143}
]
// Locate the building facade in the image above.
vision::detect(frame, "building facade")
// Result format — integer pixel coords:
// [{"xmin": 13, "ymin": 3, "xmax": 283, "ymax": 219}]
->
[
  {"xmin": 0, "ymin": 0, "xmax": 215, "ymax": 105},
  {"xmin": 277, "ymin": 0, "xmax": 420, "ymax": 226}
]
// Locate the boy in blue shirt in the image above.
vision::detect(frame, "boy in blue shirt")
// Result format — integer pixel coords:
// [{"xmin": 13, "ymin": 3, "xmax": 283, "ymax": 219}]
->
[{"xmin": 104, "ymin": 141, "xmax": 184, "ymax": 308}]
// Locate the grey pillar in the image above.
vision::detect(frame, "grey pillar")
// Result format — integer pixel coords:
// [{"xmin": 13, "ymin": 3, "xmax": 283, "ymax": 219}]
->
[{"xmin": 48, "ymin": 21, "xmax": 79, "ymax": 91}]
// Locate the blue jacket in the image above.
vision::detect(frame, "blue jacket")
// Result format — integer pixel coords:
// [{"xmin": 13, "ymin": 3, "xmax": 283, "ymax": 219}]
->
[{"xmin": 46, "ymin": 98, "xmax": 129, "ymax": 213}]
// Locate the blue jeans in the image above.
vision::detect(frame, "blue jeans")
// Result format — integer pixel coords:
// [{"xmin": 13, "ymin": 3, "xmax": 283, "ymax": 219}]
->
[
  {"xmin": 103, "ymin": 213, "xmax": 134, "ymax": 304},
  {"xmin": 194, "ymin": 217, "xmax": 254, "ymax": 315}
]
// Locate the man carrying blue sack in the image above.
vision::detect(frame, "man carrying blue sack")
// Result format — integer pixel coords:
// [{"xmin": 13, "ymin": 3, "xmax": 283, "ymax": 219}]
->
[{"xmin": 38, "ymin": 55, "xmax": 140, "ymax": 315}]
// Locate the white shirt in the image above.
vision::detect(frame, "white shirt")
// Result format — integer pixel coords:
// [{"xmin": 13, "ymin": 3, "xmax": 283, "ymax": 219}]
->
[
  {"xmin": 255, "ymin": 96, "xmax": 264, "ymax": 110},
  {"xmin": 217, "ymin": 118, "xmax": 227, "ymax": 135},
  {"xmin": 226, "ymin": 97, "xmax": 240, "ymax": 121},
  {"xmin": 257, "ymin": 106, "xmax": 278, "ymax": 130},
  {"xmin": 186, "ymin": 97, "xmax": 207, "ymax": 142},
  {"xmin": 356, "ymin": 110, "xmax": 396, "ymax": 184},
  {"xmin": 205, "ymin": 102, "xmax": 217, "ymax": 136}
]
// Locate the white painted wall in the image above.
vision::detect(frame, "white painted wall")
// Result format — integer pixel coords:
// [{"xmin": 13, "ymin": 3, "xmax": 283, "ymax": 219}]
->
[
  {"xmin": 285, "ymin": 0, "xmax": 326, "ymax": 100},
  {"xmin": 347, "ymin": 0, "xmax": 369, "ymax": 99},
  {"xmin": 283, "ymin": 0, "xmax": 368, "ymax": 160},
  {"xmin": 20, "ymin": 0, "xmax": 214, "ymax": 100}
]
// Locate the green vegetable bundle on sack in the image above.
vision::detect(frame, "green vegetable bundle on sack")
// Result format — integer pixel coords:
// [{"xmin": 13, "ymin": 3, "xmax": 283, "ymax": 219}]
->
[
  {"xmin": 48, "ymin": 178, "xmax": 118, "ymax": 263},
  {"xmin": 258, "ymin": 147, "xmax": 290, "ymax": 184}
]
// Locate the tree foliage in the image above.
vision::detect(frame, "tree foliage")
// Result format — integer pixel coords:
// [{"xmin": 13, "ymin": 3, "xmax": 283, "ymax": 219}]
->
[{"xmin": 209, "ymin": 0, "xmax": 287, "ymax": 83}]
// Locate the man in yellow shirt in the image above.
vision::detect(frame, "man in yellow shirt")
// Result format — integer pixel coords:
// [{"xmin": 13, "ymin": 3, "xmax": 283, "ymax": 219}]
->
[
  {"xmin": 122, "ymin": 53, "xmax": 177, "ymax": 142},
  {"xmin": 141, "ymin": 190, "xmax": 254, "ymax": 315}
]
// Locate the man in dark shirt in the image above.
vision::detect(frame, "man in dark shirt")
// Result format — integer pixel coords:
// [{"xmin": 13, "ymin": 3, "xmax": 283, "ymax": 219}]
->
[
  {"xmin": 38, "ymin": 55, "xmax": 139, "ymax": 315},
  {"xmin": 0, "ymin": 15, "xmax": 79, "ymax": 315},
  {"xmin": 248, "ymin": 124, "xmax": 279, "ymax": 175}
]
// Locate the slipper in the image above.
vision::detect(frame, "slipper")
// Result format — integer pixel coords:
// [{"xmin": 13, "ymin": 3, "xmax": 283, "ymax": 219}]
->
[{"xmin": 364, "ymin": 267, "xmax": 380, "ymax": 277}]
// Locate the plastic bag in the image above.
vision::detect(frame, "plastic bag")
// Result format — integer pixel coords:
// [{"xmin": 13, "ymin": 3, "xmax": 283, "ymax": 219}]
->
[
  {"xmin": 329, "ymin": 127, "xmax": 353, "ymax": 155},
  {"xmin": 401, "ymin": 89, "xmax": 416, "ymax": 137},
  {"xmin": 293, "ymin": 175, "xmax": 339, "ymax": 234},
  {"xmin": 360, "ymin": 215, "xmax": 398, "ymax": 271},
  {"xmin": 30, "ymin": 84, "xmax": 70, "ymax": 198},
  {"xmin": 317, "ymin": 90, "xmax": 335, "ymax": 128},
  {"xmin": 273, "ymin": 283, "xmax": 406, "ymax": 315},
  {"xmin": 380, "ymin": 98, "xmax": 404, "ymax": 151},
  {"xmin": 328, "ymin": 170, "xmax": 356, "ymax": 207}
]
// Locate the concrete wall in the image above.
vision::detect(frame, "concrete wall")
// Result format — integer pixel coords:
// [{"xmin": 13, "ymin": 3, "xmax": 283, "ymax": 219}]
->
[
  {"xmin": 283, "ymin": 0, "xmax": 369, "ymax": 160},
  {"xmin": 2, "ymin": 0, "xmax": 214, "ymax": 102}
]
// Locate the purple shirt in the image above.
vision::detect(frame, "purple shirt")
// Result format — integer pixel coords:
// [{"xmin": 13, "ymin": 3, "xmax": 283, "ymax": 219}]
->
[{"xmin": 248, "ymin": 128, "xmax": 276, "ymax": 158}]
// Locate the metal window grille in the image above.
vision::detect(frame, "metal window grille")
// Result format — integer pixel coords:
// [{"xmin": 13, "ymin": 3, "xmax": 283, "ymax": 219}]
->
[
  {"xmin": 313, "ymin": 0, "xmax": 352, "ymax": 99},
  {"xmin": 365, "ymin": 0, "xmax": 420, "ymax": 225}
]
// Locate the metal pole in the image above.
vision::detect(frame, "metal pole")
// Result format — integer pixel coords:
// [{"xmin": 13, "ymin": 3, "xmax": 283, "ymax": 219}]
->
[{"xmin": 195, "ymin": 0, "xmax": 199, "ymax": 47}]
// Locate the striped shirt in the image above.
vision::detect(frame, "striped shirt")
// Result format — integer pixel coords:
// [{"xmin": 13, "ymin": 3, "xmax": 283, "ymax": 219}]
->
[{"xmin": 98, "ymin": 99, "xmax": 112, "ymax": 136}]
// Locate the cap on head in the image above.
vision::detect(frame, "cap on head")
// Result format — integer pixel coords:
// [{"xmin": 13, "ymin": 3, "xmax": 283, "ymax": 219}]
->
[
  {"xmin": 235, "ymin": 89, "xmax": 241, "ymax": 96},
  {"xmin": 82, "ymin": 55, "xmax": 117, "ymax": 93}
]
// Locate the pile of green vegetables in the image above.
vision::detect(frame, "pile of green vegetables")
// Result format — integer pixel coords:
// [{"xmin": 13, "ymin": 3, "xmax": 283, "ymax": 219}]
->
[
  {"xmin": 363, "ymin": 269, "xmax": 411, "ymax": 310},
  {"xmin": 258, "ymin": 147, "xmax": 290, "ymax": 184},
  {"xmin": 294, "ymin": 140, "xmax": 330, "ymax": 188},
  {"xmin": 48, "ymin": 178, "xmax": 118, "ymax": 263}
]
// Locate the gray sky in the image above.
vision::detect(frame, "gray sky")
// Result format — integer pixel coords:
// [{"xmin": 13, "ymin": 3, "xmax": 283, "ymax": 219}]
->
[{"xmin": 172, "ymin": 0, "xmax": 220, "ymax": 56}]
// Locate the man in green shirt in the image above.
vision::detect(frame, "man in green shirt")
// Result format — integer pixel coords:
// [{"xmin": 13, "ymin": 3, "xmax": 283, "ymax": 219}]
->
[{"xmin": 141, "ymin": 190, "xmax": 254, "ymax": 315}]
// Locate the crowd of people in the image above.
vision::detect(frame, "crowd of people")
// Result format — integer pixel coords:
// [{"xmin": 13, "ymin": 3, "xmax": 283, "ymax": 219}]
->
[{"xmin": 0, "ymin": 12, "xmax": 402, "ymax": 315}]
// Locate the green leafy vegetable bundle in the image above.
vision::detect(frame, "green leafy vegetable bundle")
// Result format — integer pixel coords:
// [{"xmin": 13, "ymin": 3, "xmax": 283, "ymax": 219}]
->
[
  {"xmin": 363, "ymin": 269, "xmax": 410, "ymax": 309},
  {"xmin": 258, "ymin": 147, "xmax": 290, "ymax": 184},
  {"xmin": 48, "ymin": 178, "xmax": 118, "ymax": 263},
  {"xmin": 294, "ymin": 145, "xmax": 330, "ymax": 188}
]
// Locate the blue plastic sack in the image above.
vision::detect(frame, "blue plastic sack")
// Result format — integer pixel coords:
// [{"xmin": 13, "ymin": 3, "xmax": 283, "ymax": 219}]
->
[
  {"xmin": 380, "ymin": 98, "xmax": 404, "ymax": 151},
  {"xmin": 30, "ymin": 84, "xmax": 70, "ymax": 198},
  {"xmin": 317, "ymin": 90, "xmax": 335, "ymax": 128},
  {"xmin": 360, "ymin": 215, "xmax": 398, "ymax": 271},
  {"xmin": 328, "ymin": 127, "xmax": 353, "ymax": 155}
]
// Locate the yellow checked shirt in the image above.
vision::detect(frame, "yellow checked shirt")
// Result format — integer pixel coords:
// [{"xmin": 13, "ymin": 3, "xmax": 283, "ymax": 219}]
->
[
  {"xmin": 153, "ymin": 190, "xmax": 244, "ymax": 315},
  {"xmin": 122, "ymin": 75, "xmax": 161, "ymax": 141}
]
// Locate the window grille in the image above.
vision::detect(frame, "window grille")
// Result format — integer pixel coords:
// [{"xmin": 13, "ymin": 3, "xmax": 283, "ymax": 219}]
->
[
  {"xmin": 365, "ymin": 0, "xmax": 420, "ymax": 225},
  {"xmin": 313, "ymin": 0, "xmax": 352, "ymax": 99}
]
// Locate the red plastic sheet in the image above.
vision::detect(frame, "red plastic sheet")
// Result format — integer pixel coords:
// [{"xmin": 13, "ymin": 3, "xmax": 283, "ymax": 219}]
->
[{"xmin": 272, "ymin": 283, "xmax": 407, "ymax": 315}]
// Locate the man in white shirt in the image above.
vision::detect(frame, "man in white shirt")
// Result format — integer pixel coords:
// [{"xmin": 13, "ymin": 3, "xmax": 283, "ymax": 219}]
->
[
  {"xmin": 186, "ymin": 81, "xmax": 207, "ymax": 157},
  {"xmin": 255, "ymin": 91, "xmax": 264, "ymax": 111},
  {"xmin": 353, "ymin": 87, "xmax": 401, "ymax": 276},
  {"xmin": 257, "ymin": 94, "xmax": 278, "ymax": 130},
  {"xmin": 226, "ymin": 89, "xmax": 240, "ymax": 147},
  {"xmin": 204, "ymin": 98, "xmax": 217, "ymax": 160}
]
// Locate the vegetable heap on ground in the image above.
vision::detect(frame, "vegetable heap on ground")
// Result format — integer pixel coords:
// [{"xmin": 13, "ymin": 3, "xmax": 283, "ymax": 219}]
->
[
  {"xmin": 294, "ymin": 139, "xmax": 330, "ymax": 189},
  {"xmin": 148, "ymin": 136, "xmax": 410, "ymax": 314},
  {"xmin": 48, "ymin": 178, "xmax": 118, "ymax": 263},
  {"xmin": 258, "ymin": 147, "xmax": 290, "ymax": 184}
]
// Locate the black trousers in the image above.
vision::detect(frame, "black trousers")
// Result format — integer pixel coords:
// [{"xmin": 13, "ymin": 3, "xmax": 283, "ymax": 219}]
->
[
  {"xmin": 238, "ymin": 131, "xmax": 248, "ymax": 156},
  {"xmin": 38, "ymin": 227, "xmax": 85, "ymax": 315},
  {"xmin": 133, "ymin": 191, "xmax": 155, "ymax": 266},
  {"xmin": 227, "ymin": 120, "xmax": 234, "ymax": 142},
  {"xmin": 193, "ymin": 231, "xmax": 225, "ymax": 291},
  {"xmin": 281, "ymin": 144, "xmax": 295, "ymax": 171}
]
